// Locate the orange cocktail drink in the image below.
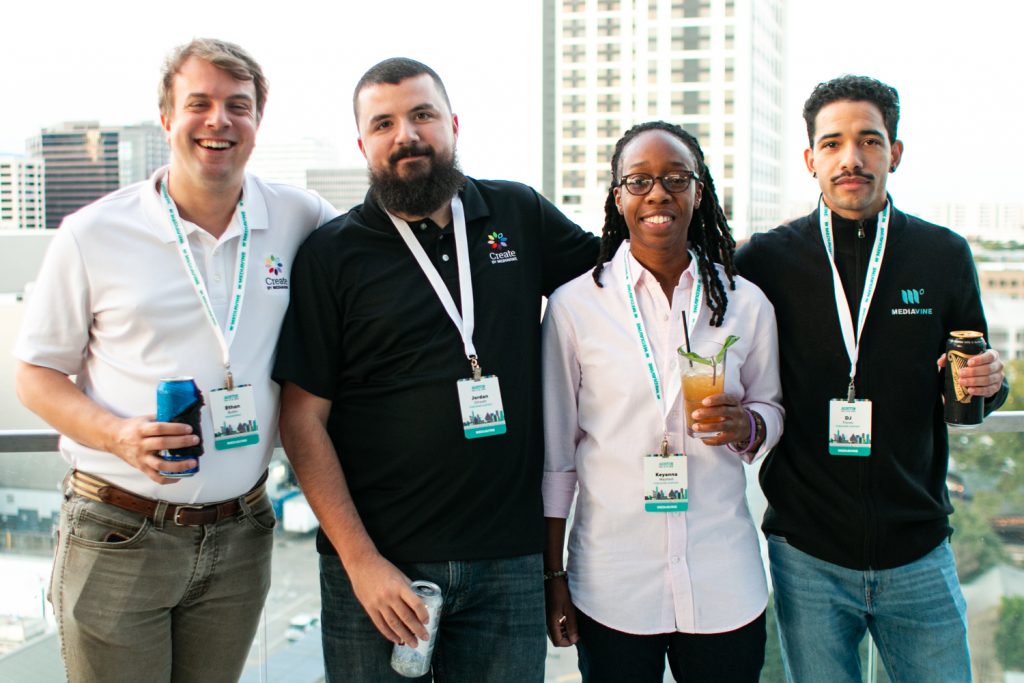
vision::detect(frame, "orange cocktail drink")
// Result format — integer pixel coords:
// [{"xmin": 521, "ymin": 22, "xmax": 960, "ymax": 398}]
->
[
  {"xmin": 678, "ymin": 339, "xmax": 731, "ymax": 439},
  {"xmin": 682, "ymin": 370, "xmax": 726, "ymax": 437}
]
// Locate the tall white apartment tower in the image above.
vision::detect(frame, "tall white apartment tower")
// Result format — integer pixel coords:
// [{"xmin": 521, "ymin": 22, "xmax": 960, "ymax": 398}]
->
[
  {"xmin": 542, "ymin": 0, "xmax": 784, "ymax": 238},
  {"xmin": 0, "ymin": 156, "xmax": 45, "ymax": 230}
]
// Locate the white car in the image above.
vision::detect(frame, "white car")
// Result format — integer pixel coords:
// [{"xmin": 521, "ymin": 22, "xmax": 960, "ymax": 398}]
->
[{"xmin": 285, "ymin": 613, "xmax": 320, "ymax": 642}]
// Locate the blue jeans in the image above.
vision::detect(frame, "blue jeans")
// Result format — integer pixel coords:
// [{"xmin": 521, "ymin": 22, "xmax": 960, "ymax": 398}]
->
[
  {"xmin": 768, "ymin": 535, "xmax": 970, "ymax": 683},
  {"xmin": 51, "ymin": 485, "xmax": 275, "ymax": 683},
  {"xmin": 320, "ymin": 553, "xmax": 546, "ymax": 683}
]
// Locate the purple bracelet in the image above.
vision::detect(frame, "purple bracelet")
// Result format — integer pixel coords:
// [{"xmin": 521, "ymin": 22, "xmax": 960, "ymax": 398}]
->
[{"xmin": 727, "ymin": 409, "xmax": 758, "ymax": 455}]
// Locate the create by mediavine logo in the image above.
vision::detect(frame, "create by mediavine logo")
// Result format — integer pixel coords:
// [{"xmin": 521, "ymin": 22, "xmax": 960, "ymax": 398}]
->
[
  {"xmin": 265, "ymin": 255, "xmax": 284, "ymax": 276},
  {"xmin": 487, "ymin": 232, "xmax": 508, "ymax": 250}
]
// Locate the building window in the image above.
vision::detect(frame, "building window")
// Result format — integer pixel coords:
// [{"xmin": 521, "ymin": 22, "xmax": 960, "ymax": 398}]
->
[
  {"xmin": 675, "ymin": 0, "xmax": 711, "ymax": 18},
  {"xmin": 562, "ymin": 95, "xmax": 586, "ymax": 113},
  {"xmin": 597, "ymin": 118, "xmax": 621, "ymax": 138},
  {"xmin": 562, "ymin": 145, "xmax": 586, "ymax": 163},
  {"xmin": 563, "ymin": 19, "xmax": 585, "ymax": 38},
  {"xmin": 671, "ymin": 90, "xmax": 711, "ymax": 116},
  {"xmin": 672, "ymin": 58, "xmax": 711, "ymax": 83},
  {"xmin": 562, "ymin": 70, "xmax": 586, "ymax": 88},
  {"xmin": 562, "ymin": 120, "xmax": 586, "ymax": 137},
  {"xmin": 563, "ymin": 170, "xmax": 585, "ymax": 188},
  {"xmin": 597, "ymin": 68, "xmax": 620, "ymax": 87},
  {"xmin": 672, "ymin": 26, "xmax": 711, "ymax": 51},
  {"xmin": 597, "ymin": 42, "xmax": 621, "ymax": 62},
  {"xmin": 597, "ymin": 17, "xmax": 620, "ymax": 37},
  {"xmin": 596, "ymin": 94, "xmax": 620, "ymax": 113},
  {"xmin": 563, "ymin": 44, "xmax": 586, "ymax": 62}
]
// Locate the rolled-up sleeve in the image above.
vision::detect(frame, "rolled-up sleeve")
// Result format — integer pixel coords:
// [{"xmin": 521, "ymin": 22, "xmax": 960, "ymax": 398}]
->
[{"xmin": 541, "ymin": 294, "xmax": 582, "ymax": 518}]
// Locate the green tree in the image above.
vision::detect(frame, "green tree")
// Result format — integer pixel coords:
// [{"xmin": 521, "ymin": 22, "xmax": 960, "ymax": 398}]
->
[
  {"xmin": 949, "ymin": 359, "xmax": 1024, "ymax": 580},
  {"xmin": 996, "ymin": 596, "xmax": 1024, "ymax": 672}
]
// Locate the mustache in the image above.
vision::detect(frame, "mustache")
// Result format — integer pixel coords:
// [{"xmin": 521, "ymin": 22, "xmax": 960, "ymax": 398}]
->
[
  {"xmin": 831, "ymin": 171, "xmax": 875, "ymax": 183},
  {"xmin": 389, "ymin": 144, "xmax": 434, "ymax": 164}
]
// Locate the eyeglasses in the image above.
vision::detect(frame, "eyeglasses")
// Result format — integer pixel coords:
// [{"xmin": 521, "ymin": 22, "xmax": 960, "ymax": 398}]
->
[{"xmin": 617, "ymin": 171, "xmax": 699, "ymax": 196}]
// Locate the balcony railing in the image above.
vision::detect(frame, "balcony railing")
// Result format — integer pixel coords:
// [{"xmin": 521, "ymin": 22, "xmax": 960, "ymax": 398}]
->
[{"xmin": 2, "ymin": 412, "xmax": 1023, "ymax": 683}]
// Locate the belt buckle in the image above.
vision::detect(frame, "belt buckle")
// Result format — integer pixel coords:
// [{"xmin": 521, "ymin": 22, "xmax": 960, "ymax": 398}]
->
[{"xmin": 173, "ymin": 504, "xmax": 206, "ymax": 526}]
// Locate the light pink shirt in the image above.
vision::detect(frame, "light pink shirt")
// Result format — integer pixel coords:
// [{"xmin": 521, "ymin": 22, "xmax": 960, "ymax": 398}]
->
[{"xmin": 542, "ymin": 242, "xmax": 782, "ymax": 634}]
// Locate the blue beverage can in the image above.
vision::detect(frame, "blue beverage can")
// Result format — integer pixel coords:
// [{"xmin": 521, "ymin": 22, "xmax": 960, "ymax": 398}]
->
[{"xmin": 156, "ymin": 377, "xmax": 204, "ymax": 477}]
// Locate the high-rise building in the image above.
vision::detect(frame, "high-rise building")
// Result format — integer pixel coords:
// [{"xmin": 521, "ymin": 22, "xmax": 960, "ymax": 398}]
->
[
  {"xmin": 542, "ymin": 0, "xmax": 784, "ymax": 238},
  {"xmin": 0, "ymin": 156, "xmax": 45, "ymax": 230},
  {"xmin": 926, "ymin": 202, "xmax": 1024, "ymax": 243},
  {"xmin": 983, "ymin": 295, "xmax": 1024, "ymax": 361},
  {"xmin": 117, "ymin": 122, "xmax": 170, "ymax": 187},
  {"xmin": 247, "ymin": 138, "xmax": 341, "ymax": 188},
  {"xmin": 26, "ymin": 121, "xmax": 168, "ymax": 230},
  {"xmin": 306, "ymin": 168, "xmax": 370, "ymax": 213}
]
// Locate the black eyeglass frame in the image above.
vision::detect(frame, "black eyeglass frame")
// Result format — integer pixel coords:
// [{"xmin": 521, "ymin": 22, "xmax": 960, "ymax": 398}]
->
[{"xmin": 616, "ymin": 171, "xmax": 700, "ymax": 196}]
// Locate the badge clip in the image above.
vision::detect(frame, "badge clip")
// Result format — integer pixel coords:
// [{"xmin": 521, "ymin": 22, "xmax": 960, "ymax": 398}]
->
[{"xmin": 469, "ymin": 355, "xmax": 482, "ymax": 381}]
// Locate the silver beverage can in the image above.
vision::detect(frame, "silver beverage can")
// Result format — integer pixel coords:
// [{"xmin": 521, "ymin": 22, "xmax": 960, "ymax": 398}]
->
[{"xmin": 390, "ymin": 580, "xmax": 443, "ymax": 678}]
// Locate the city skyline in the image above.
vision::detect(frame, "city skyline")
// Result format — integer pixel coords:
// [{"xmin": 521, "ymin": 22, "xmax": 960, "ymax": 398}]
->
[{"xmin": 1, "ymin": 0, "xmax": 1022, "ymax": 222}]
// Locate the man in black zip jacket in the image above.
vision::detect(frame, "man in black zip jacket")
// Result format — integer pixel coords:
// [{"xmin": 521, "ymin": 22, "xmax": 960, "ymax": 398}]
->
[{"xmin": 736, "ymin": 75, "xmax": 1008, "ymax": 683}]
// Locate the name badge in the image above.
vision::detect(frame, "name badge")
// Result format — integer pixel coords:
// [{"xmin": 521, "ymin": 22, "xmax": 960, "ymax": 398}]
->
[
  {"xmin": 828, "ymin": 399, "xmax": 872, "ymax": 456},
  {"xmin": 456, "ymin": 375, "xmax": 507, "ymax": 439},
  {"xmin": 209, "ymin": 384, "xmax": 260, "ymax": 450},
  {"xmin": 644, "ymin": 453, "xmax": 687, "ymax": 512}
]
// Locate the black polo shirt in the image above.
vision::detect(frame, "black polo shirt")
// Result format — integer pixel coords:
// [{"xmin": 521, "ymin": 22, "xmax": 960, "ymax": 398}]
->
[{"xmin": 274, "ymin": 178, "xmax": 598, "ymax": 562}]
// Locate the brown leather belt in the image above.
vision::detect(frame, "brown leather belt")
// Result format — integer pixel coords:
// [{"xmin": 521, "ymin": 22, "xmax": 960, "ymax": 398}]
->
[{"xmin": 71, "ymin": 470, "xmax": 267, "ymax": 527}]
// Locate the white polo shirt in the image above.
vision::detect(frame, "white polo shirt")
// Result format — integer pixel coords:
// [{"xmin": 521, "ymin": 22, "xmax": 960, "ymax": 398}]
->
[{"xmin": 15, "ymin": 167, "xmax": 337, "ymax": 503}]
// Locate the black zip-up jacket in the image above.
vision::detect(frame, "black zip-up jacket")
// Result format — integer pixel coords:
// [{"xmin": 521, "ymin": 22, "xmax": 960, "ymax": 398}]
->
[{"xmin": 736, "ymin": 204, "xmax": 1009, "ymax": 570}]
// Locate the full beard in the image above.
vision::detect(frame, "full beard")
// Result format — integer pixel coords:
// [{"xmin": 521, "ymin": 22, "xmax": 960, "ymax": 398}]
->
[{"xmin": 369, "ymin": 148, "xmax": 466, "ymax": 219}]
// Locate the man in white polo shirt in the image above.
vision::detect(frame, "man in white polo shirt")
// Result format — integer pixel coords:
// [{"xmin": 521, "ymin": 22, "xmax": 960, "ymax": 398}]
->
[{"xmin": 13, "ymin": 38, "xmax": 336, "ymax": 682}]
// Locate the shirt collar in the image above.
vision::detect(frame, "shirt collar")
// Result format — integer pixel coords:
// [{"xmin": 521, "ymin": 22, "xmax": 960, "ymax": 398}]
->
[
  {"xmin": 361, "ymin": 176, "xmax": 485, "ymax": 232},
  {"xmin": 620, "ymin": 240, "xmax": 697, "ymax": 291},
  {"xmin": 143, "ymin": 166, "xmax": 268, "ymax": 244}
]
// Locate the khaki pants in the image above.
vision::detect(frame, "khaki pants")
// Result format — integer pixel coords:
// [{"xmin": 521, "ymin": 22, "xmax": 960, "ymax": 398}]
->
[{"xmin": 50, "ymin": 486, "xmax": 275, "ymax": 683}]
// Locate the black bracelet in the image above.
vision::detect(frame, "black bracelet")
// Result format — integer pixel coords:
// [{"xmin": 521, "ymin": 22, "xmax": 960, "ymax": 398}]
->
[{"xmin": 543, "ymin": 569, "xmax": 567, "ymax": 581}]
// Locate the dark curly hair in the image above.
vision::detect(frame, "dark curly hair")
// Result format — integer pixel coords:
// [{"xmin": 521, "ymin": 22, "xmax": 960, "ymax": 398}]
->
[
  {"xmin": 803, "ymin": 75, "xmax": 900, "ymax": 145},
  {"xmin": 592, "ymin": 120, "xmax": 737, "ymax": 327}
]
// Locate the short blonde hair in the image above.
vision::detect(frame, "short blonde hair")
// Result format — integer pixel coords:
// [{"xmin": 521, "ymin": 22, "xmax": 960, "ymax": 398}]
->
[{"xmin": 159, "ymin": 38, "xmax": 268, "ymax": 122}]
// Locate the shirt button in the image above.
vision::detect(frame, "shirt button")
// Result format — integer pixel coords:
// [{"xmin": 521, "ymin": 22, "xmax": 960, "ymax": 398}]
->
[
  {"xmin": 671, "ymin": 555, "xmax": 681, "ymax": 564},
  {"xmin": 213, "ymin": 274, "xmax": 222, "ymax": 283},
  {"xmin": 420, "ymin": 223, "xmax": 428, "ymax": 231},
  {"xmin": 441, "ymin": 254, "xmax": 450, "ymax": 262}
]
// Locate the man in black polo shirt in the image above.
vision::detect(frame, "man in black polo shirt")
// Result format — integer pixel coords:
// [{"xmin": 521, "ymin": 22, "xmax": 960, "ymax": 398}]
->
[
  {"xmin": 274, "ymin": 58, "xmax": 598, "ymax": 682},
  {"xmin": 735, "ymin": 75, "xmax": 1008, "ymax": 682}
]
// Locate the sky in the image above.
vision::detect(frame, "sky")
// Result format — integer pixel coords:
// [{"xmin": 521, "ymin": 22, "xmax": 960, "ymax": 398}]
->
[{"xmin": 1, "ymin": 0, "xmax": 1021, "ymax": 215}]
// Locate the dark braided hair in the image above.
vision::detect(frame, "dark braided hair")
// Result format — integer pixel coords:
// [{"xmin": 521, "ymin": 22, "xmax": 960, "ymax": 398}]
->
[{"xmin": 592, "ymin": 121, "xmax": 737, "ymax": 327}]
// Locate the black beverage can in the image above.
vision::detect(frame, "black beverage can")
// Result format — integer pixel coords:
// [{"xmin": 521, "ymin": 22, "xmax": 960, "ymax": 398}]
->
[
  {"xmin": 156, "ymin": 377, "xmax": 204, "ymax": 476},
  {"xmin": 944, "ymin": 331, "xmax": 986, "ymax": 428}
]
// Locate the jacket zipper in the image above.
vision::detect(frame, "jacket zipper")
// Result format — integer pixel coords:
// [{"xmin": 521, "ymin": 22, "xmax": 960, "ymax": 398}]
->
[{"xmin": 855, "ymin": 219, "xmax": 874, "ymax": 567}]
